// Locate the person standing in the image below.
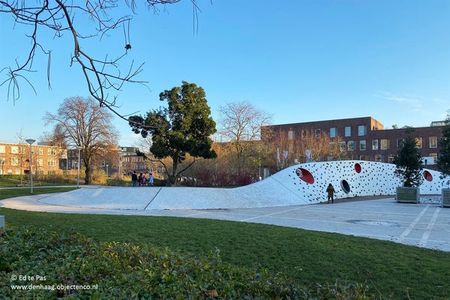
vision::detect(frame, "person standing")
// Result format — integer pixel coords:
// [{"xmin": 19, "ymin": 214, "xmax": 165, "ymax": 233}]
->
[
  {"xmin": 326, "ymin": 183, "xmax": 335, "ymax": 204},
  {"xmin": 131, "ymin": 171, "xmax": 138, "ymax": 187},
  {"xmin": 148, "ymin": 172, "xmax": 154, "ymax": 186}
]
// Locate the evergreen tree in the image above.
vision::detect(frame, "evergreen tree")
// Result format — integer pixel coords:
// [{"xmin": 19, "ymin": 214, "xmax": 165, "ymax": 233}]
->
[
  {"xmin": 437, "ymin": 116, "xmax": 450, "ymax": 177},
  {"xmin": 393, "ymin": 130, "xmax": 423, "ymax": 187},
  {"xmin": 129, "ymin": 81, "xmax": 216, "ymax": 185}
]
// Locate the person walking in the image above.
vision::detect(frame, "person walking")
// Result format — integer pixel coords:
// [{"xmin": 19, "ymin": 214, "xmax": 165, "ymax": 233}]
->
[{"xmin": 326, "ymin": 183, "xmax": 335, "ymax": 204}]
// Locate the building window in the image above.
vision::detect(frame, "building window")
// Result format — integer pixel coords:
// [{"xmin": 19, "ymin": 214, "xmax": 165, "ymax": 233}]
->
[
  {"xmin": 329, "ymin": 127, "xmax": 336, "ymax": 138},
  {"xmin": 374, "ymin": 154, "xmax": 383, "ymax": 162},
  {"xmin": 11, "ymin": 146, "xmax": 19, "ymax": 154},
  {"xmin": 38, "ymin": 148, "xmax": 44, "ymax": 155},
  {"xmin": 11, "ymin": 157, "xmax": 19, "ymax": 166},
  {"xmin": 0, "ymin": 145, "xmax": 5, "ymax": 153},
  {"xmin": 429, "ymin": 136, "xmax": 437, "ymax": 148},
  {"xmin": 415, "ymin": 137, "xmax": 422, "ymax": 149},
  {"xmin": 372, "ymin": 139, "xmax": 379, "ymax": 150},
  {"xmin": 345, "ymin": 126, "xmax": 351, "ymax": 137},
  {"xmin": 380, "ymin": 139, "xmax": 390, "ymax": 150},
  {"xmin": 288, "ymin": 130, "xmax": 294, "ymax": 140},
  {"xmin": 339, "ymin": 141, "xmax": 346, "ymax": 152},
  {"xmin": 298, "ymin": 130, "xmax": 304, "ymax": 138},
  {"xmin": 358, "ymin": 125, "xmax": 366, "ymax": 136},
  {"xmin": 347, "ymin": 141, "xmax": 355, "ymax": 151},
  {"xmin": 314, "ymin": 129, "xmax": 321, "ymax": 138},
  {"xmin": 48, "ymin": 159, "xmax": 56, "ymax": 167},
  {"xmin": 37, "ymin": 159, "xmax": 43, "ymax": 167},
  {"xmin": 388, "ymin": 155, "xmax": 395, "ymax": 163},
  {"xmin": 359, "ymin": 140, "xmax": 366, "ymax": 151}
]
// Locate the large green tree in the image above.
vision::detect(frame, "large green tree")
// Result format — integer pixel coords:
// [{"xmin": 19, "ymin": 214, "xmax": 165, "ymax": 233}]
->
[
  {"xmin": 129, "ymin": 81, "xmax": 216, "ymax": 185},
  {"xmin": 437, "ymin": 115, "xmax": 450, "ymax": 177},
  {"xmin": 393, "ymin": 130, "xmax": 423, "ymax": 187}
]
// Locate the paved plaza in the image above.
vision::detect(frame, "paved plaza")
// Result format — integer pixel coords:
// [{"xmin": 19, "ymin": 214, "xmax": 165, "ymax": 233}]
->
[{"xmin": 1, "ymin": 188, "xmax": 449, "ymax": 252}]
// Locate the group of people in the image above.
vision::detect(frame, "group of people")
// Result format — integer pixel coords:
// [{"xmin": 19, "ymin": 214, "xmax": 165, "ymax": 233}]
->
[{"xmin": 131, "ymin": 171, "xmax": 154, "ymax": 187}]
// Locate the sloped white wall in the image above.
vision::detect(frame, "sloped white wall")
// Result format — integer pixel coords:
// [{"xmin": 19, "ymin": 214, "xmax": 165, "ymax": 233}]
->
[
  {"xmin": 250, "ymin": 160, "xmax": 450, "ymax": 205},
  {"xmin": 40, "ymin": 161, "xmax": 450, "ymax": 210}
]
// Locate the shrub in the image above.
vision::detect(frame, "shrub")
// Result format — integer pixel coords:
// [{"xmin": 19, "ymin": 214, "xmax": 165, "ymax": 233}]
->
[{"xmin": 0, "ymin": 227, "xmax": 375, "ymax": 299}]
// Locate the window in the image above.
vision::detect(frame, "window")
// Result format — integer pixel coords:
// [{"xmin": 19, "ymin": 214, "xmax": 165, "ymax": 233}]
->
[
  {"xmin": 11, "ymin": 146, "xmax": 19, "ymax": 154},
  {"xmin": 347, "ymin": 141, "xmax": 355, "ymax": 151},
  {"xmin": 345, "ymin": 126, "xmax": 351, "ymax": 137},
  {"xmin": 301, "ymin": 130, "xmax": 307, "ymax": 138},
  {"xmin": 374, "ymin": 154, "xmax": 383, "ymax": 162},
  {"xmin": 48, "ymin": 159, "xmax": 56, "ymax": 167},
  {"xmin": 380, "ymin": 139, "xmax": 390, "ymax": 150},
  {"xmin": 47, "ymin": 148, "xmax": 57, "ymax": 155},
  {"xmin": 0, "ymin": 145, "xmax": 5, "ymax": 153},
  {"xmin": 429, "ymin": 136, "xmax": 437, "ymax": 148},
  {"xmin": 388, "ymin": 155, "xmax": 395, "ymax": 163},
  {"xmin": 372, "ymin": 139, "xmax": 379, "ymax": 150},
  {"xmin": 38, "ymin": 148, "xmax": 44, "ymax": 155},
  {"xmin": 37, "ymin": 159, "xmax": 43, "ymax": 167},
  {"xmin": 339, "ymin": 141, "xmax": 346, "ymax": 152},
  {"xmin": 314, "ymin": 129, "xmax": 321, "ymax": 138},
  {"xmin": 415, "ymin": 137, "xmax": 422, "ymax": 149},
  {"xmin": 358, "ymin": 125, "xmax": 366, "ymax": 136},
  {"xmin": 359, "ymin": 140, "xmax": 366, "ymax": 151},
  {"xmin": 11, "ymin": 157, "xmax": 19, "ymax": 166},
  {"xmin": 288, "ymin": 130, "xmax": 294, "ymax": 140},
  {"xmin": 329, "ymin": 128, "xmax": 337, "ymax": 138}
]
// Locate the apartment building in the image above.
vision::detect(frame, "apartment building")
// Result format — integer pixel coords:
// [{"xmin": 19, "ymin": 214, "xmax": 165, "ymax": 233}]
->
[
  {"xmin": 262, "ymin": 116, "xmax": 445, "ymax": 167},
  {"xmin": 0, "ymin": 142, "xmax": 66, "ymax": 175}
]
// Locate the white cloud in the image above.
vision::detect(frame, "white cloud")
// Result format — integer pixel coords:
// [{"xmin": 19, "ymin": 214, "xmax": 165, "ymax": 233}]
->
[{"xmin": 376, "ymin": 91, "xmax": 423, "ymax": 111}]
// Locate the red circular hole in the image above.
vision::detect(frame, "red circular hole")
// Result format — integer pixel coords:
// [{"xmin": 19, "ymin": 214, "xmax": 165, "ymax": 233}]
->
[
  {"xmin": 296, "ymin": 168, "xmax": 314, "ymax": 184},
  {"xmin": 354, "ymin": 163, "xmax": 362, "ymax": 173},
  {"xmin": 423, "ymin": 170, "xmax": 433, "ymax": 182}
]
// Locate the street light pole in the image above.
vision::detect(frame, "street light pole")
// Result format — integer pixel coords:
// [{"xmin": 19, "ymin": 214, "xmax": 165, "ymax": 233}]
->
[
  {"xmin": 77, "ymin": 147, "xmax": 81, "ymax": 188},
  {"xmin": 25, "ymin": 139, "xmax": 36, "ymax": 194}
]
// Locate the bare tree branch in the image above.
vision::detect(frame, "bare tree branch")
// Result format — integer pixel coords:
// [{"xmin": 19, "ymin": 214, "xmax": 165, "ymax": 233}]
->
[{"xmin": 1, "ymin": 0, "xmax": 199, "ymax": 130}]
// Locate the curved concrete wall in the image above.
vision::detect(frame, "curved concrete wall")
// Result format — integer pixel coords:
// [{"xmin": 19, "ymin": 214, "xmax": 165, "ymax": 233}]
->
[{"xmin": 40, "ymin": 161, "xmax": 450, "ymax": 210}]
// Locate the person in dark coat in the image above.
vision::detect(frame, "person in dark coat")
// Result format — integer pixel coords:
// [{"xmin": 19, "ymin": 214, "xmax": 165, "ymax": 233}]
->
[
  {"xmin": 131, "ymin": 171, "xmax": 138, "ymax": 187},
  {"xmin": 326, "ymin": 183, "xmax": 335, "ymax": 204}
]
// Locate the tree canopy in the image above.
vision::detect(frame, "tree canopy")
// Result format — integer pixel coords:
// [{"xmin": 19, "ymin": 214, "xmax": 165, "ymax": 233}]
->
[
  {"xmin": 46, "ymin": 97, "xmax": 118, "ymax": 184},
  {"xmin": 129, "ymin": 81, "xmax": 216, "ymax": 185},
  {"xmin": 393, "ymin": 130, "xmax": 423, "ymax": 187},
  {"xmin": 437, "ymin": 115, "xmax": 450, "ymax": 177}
]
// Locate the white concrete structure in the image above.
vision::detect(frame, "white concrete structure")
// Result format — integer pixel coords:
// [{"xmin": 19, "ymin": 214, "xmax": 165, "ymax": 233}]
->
[{"xmin": 35, "ymin": 161, "xmax": 450, "ymax": 210}]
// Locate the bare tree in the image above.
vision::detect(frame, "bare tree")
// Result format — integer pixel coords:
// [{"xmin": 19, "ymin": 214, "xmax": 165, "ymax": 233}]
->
[
  {"xmin": 218, "ymin": 102, "xmax": 271, "ymax": 175},
  {"xmin": 269, "ymin": 128, "xmax": 347, "ymax": 169},
  {"xmin": 0, "ymin": 0, "xmax": 198, "ymax": 128},
  {"xmin": 45, "ymin": 96, "xmax": 118, "ymax": 184}
]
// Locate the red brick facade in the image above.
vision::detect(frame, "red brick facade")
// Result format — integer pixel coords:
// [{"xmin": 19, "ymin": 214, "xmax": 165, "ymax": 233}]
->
[{"xmin": 262, "ymin": 116, "xmax": 443, "ymax": 167}]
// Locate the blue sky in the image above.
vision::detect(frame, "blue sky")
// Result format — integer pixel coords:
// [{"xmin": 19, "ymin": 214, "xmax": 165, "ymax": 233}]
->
[{"xmin": 0, "ymin": 0, "xmax": 449, "ymax": 146}]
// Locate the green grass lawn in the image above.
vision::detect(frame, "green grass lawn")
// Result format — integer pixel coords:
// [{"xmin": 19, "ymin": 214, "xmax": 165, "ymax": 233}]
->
[
  {"xmin": 0, "ymin": 187, "xmax": 77, "ymax": 200},
  {"xmin": 1, "ymin": 190, "xmax": 450, "ymax": 298}
]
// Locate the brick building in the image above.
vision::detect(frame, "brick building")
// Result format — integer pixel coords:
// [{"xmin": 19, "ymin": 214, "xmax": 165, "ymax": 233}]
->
[
  {"xmin": 0, "ymin": 142, "xmax": 67, "ymax": 175},
  {"xmin": 262, "ymin": 116, "xmax": 445, "ymax": 167}
]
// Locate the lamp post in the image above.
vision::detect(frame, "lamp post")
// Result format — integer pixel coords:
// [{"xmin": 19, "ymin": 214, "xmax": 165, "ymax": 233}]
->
[
  {"xmin": 106, "ymin": 164, "xmax": 109, "ymax": 178},
  {"xmin": 25, "ymin": 139, "xmax": 36, "ymax": 193},
  {"xmin": 77, "ymin": 147, "xmax": 81, "ymax": 188}
]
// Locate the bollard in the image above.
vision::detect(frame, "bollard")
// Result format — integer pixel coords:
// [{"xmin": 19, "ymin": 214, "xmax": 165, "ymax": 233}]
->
[{"xmin": 0, "ymin": 215, "xmax": 4, "ymax": 231}]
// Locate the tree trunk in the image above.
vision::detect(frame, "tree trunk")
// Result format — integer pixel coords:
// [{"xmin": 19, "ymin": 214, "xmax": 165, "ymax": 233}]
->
[{"xmin": 84, "ymin": 157, "xmax": 92, "ymax": 185}]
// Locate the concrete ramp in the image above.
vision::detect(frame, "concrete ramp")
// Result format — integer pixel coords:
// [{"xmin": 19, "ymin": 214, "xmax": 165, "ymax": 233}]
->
[{"xmin": 39, "ymin": 161, "xmax": 450, "ymax": 210}]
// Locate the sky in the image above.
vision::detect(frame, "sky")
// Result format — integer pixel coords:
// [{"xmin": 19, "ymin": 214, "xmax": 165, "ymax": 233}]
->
[{"xmin": 0, "ymin": 0, "xmax": 449, "ymax": 146}]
